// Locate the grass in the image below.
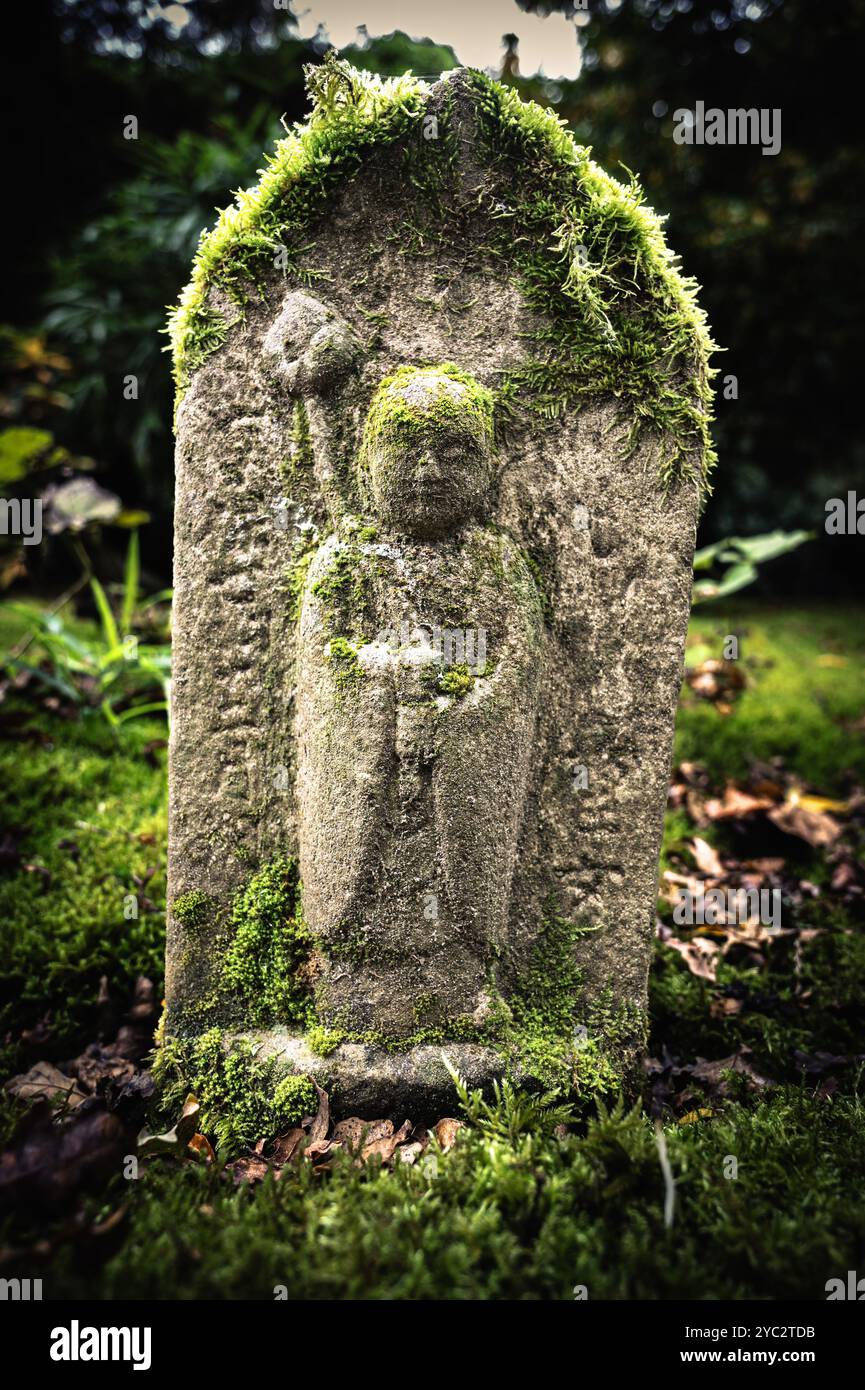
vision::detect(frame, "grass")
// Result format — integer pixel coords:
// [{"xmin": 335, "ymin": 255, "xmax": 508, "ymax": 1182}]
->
[
  {"xmin": 680, "ymin": 603, "xmax": 865, "ymax": 789},
  {"xmin": 1, "ymin": 599, "xmax": 863, "ymax": 1299},
  {"xmin": 0, "ymin": 603, "xmax": 167, "ymax": 1073}
]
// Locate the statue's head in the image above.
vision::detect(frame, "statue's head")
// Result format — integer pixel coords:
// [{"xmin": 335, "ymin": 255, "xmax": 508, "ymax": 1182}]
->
[{"xmin": 360, "ymin": 365, "xmax": 495, "ymax": 539}]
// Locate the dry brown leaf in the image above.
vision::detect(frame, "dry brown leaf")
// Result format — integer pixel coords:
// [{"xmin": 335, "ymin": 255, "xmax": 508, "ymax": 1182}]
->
[
  {"xmin": 741, "ymin": 857, "xmax": 786, "ymax": 875},
  {"xmin": 176, "ymin": 1095, "xmax": 201, "ymax": 1147},
  {"xmin": 704, "ymin": 784, "xmax": 776, "ymax": 821},
  {"xmin": 5, "ymin": 1062, "xmax": 87, "ymax": 1109},
  {"xmin": 228, "ymin": 1154, "xmax": 270, "ymax": 1185},
  {"xmin": 709, "ymin": 996, "xmax": 744, "ymax": 1019},
  {"xmin": 188, "ymin": 1132, "xmax": 216, "ymax": 1164},
  {"xmin": 831, "ymin": 860, "xmax": 859, "ymax": 891},
  {"xmin": 689, "ymin": 1046, "xmax": 772, "ymax": 1093},
  {"xmin": 664, "ymin": 935, "xmax": 720, "ymax": 981},
  {"xmin": 270, "ymin": 1128, "xmax": 306, "ymax": 1166},
  {"xmin": 768, "ymin": 800, "xmax": 842, "ymax": 847},
  {"xmin": 362, "ymin": 1120, "xmax": 413, "ymax": 1165},
  {"xmin": 303, "ymin": 1137, "xmax": 336, "ymax": 1163},
  {"xmin": 331, "ymin": 1117, "xmax": 367, "ymax": 1150},
  {"xmin": 359, "ymin": 1119, "xmax": 393, "ymax": 1145},
  {"xmin": 689, "ymin": 837, "xmax": 724, "ymax": 877},
  {"xmin": 433, "ymin": 1118, "xmax": 462, "ymax": 1151},
  {"xmin": 398, "ymin": 1142, "xmax": 425, "ymax": 1165},
  {"xmin": 307, "ymin": 1083, "xmax": 329, "ymax": 1142}
]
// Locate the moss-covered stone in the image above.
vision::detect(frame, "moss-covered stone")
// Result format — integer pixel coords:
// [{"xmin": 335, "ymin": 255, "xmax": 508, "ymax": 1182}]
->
[
  {"xmin": 168, "ymin": 55, "xmax": 715, "ymax": 491},
  {"xmin": 171, "ymin": 889, "xmax": 214, "ymax": 934},
  {"xmin": 221, "ymin": 857, "xmax": 314, "ymax": 1029},
  {"xmin": 153, "ymin": 1027, "xmax": 316, "ymax": 1155}
]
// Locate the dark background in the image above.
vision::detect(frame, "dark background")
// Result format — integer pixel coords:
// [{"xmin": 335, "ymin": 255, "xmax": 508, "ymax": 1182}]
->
[{"xmin": 3, "ymin": 0, "xmax": 862, "ymax": 594}]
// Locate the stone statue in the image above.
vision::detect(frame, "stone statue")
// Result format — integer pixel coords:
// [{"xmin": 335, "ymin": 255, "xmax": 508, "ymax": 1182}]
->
[
  {"xmin": 166, "ymin": 61, "xmax": 713, "ymax": 1115},
  {"xmin": 295, "ymin": 366, "xmax": 543, "ymax": 1037}
]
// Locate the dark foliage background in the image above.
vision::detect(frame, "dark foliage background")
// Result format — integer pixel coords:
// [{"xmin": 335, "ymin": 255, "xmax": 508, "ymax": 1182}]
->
[{"xmin": 3, "ymin": 0, "xmax": 862, "ymax": 593}]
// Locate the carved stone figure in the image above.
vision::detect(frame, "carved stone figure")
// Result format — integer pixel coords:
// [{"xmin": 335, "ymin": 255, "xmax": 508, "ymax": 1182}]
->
[
  {"xmin": 295, "ymin": 366, "xmax": 543, "ymax": 1037},
  {"xmin": 165, "ymin": 59, "xmax": 714, "ymax": 1115}
]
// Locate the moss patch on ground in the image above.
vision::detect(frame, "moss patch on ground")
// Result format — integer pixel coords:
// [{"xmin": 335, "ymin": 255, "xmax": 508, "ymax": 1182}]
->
[
  {"xmin": 680, "ymin": 602, "xmax": 865, "ymax": 789},
  {"xmin": 0, "ymin": 601, "xmax": 166, "ymax": 1071}
]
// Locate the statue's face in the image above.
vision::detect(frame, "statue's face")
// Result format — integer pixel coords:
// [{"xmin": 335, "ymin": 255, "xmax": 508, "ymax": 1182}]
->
[{"xmin": 368, "ymin": 422, "xmax": 492, "ymax": 539}]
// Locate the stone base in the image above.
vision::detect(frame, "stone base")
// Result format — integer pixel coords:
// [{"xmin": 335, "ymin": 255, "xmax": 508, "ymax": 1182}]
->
[{"xmin": 229, "ymin": 1027, "xmax": 509, "ymax": 1121}]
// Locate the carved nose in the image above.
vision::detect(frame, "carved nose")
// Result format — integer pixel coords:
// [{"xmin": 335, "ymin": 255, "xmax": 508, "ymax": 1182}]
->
[{"xmin": 417, "ymin": 454, "xmax": 444, "ymax": 481}]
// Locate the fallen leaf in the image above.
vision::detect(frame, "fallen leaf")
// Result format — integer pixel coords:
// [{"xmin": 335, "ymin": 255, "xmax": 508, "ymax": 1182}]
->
[
  {"xmin": 794, "ymin": 792, "xmax": 850, "ymax": 815},
  {"xmin": 228, "ymin": 1154, "xmax": 270, "ymax": 1185},
  {"xmin": 307, "ymin": 1084, "xmax": 329, "ymax": 1143},
  {"xmin": 704, "ymin": 784, "xmax": 776, "ymax": 821},
  {"xmin": 188, "ymin": 1133, "xmax": 216, "ymax": 1164},
  {"xmin": 768, "ymin": 800, "xmax": 843, "ymax": 847},
  {"xmin": 689, "ymin": 837, "xmax": 724, "ymax": 877},
  {"xmin": 361, "ymin": 1119, "xmax": 413, "ymax": 1165},
  {"xmin": 688, "ymin": 1047, "xmax": 772, "ymax": 1095},
  {"xmin": 664, "ymin": 935, "xmax": 721, "ymax": 981},
  {"xmin": 398, "ymin": 1142, "xmax": 425, "ymax": 1165},
  {"xmin": 831, "ymin": 860, "xmax": 859, "ymax": 892},
  {"xmin": 0, "ymin": 1102, "xmax": 129, "ymax": 1209},
  {"xmin": 709, "ymin": 996, "xmax": 744, "ymax": 1019},
  {"xmin": 270, "ymin": 1128, "xmax": 306, "ymax": 1166},
  {"xmin": 331, "ymin": 1117, "xmax": 367, "ymax": 1150},
  {"xmin": 433, "ymin": 1118, "xmax": 462, "ymax": 1152},
  {"xmin": 177, "ymin": 1096, "xmax": 201, "ymax": 1147},
  {"xmin": 6, "ymin": 1062, "xmax": 86, "ymax": 1110}
]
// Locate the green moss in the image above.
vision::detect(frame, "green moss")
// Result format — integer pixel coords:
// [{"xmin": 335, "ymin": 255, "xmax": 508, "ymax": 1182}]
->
[
  {"xmin": 359, "ymin": 362, "xmax": 495, "ymax": 479},
  {"xmin": 171, "ymin": 889, "xmax": 214, "ymax": 934},
  {"xmin": 325, "ymin": 634, "xmax": 366, "ymax": 693},
  {"xmin": 310, "ymin": 542, "xmax": 370, "ymax": 613},
  {"xmin": 306, "ymin": 1023, "xmax": 345, "ymax": 1058},
  {"xmin": 677, "ymin": 602, "xmax": 865, "ymax": 790},
  {"xmin": 437, "ymin": 663, "xmax": 474, "ymax": 697},
  {"xmin": 168, "ymin": 55, "xmax": 430, "ymax": 399},
  {"xmin": 0, "ymin": 693, "xmax": 166, "ymax": 1069},
  {"xmin": 466, "ymin": 70, "xmax": 716, "ymax": 492},
  {"xmin": 222, "ymin": 858, "xmax": 314, "ymax": 1029},
  {"xmin": 154, "ymin": 1029, "xmax": 315, "ymax": 1156},
  {"xmin": 28, "ymin": 1078, "xmax": 865, "ymax": 1300},
  {"xmin": 285, "ymin": 546, "xmax": 315, "ymax": 623},
  {"xmin": 169, "ymin": 59, "xmax": 714, "ymax": 494},
  {"xmin": 280, "ymin": 400, "xmax": 314, "ymax": 489},
  {"xmin": 273, "ymin": 1073, "xmax": 318, "ymax": 1126},
  {"xmin": 500, "ymin": 904, "xmax": 641, "ymax": 1093}
]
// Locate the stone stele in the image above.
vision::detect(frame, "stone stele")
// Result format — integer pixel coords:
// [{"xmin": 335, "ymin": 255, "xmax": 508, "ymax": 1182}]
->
[{"xmin": 165, "ymin": 56, "xmax": 716, "ymax": 1118}]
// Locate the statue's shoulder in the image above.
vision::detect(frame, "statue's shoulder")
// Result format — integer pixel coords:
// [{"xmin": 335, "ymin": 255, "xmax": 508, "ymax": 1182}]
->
[{"xmin": 462, "ymin": 525, "xmax": 542, "ymax": 600}]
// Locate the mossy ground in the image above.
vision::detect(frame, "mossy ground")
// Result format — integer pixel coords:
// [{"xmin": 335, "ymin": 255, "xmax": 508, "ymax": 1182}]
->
[
  {"xmin": 1, "ymin": 600, "xmax": 864, "ymax": 1298},
  {"xmin": 0, "ymin": 600, "xmax": 166, "ymax": 1075}
]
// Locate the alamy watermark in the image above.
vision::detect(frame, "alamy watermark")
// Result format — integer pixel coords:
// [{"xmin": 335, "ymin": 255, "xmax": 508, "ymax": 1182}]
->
[
  {"xmin": 672, "ymin": 101, "xmax": 781, "ymax": 157},
  {"xmin": 825, "ymin": 491, "xmax": 864, "ymax": 535},
  {"xmin": 0, "ymin": 497, "xmax": 42, "ymax": 545},
  {"xmin": 374, "ymin": 619, "xmax": 488, "ymax": 676},
  {"xmin": 673, "ymin": 887, "xmax": 782, "ymax": 928}
]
